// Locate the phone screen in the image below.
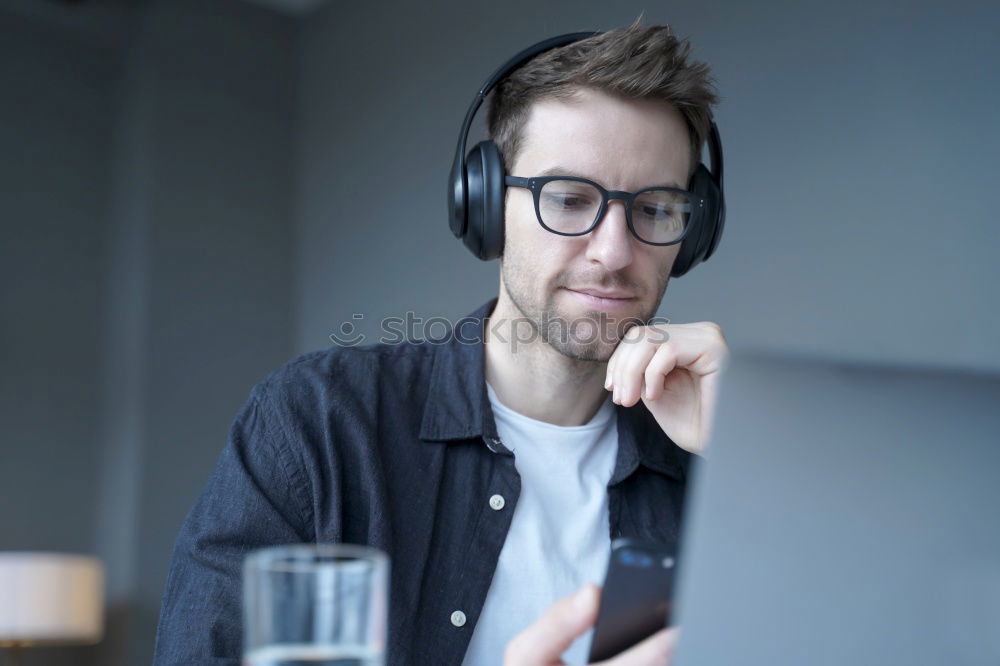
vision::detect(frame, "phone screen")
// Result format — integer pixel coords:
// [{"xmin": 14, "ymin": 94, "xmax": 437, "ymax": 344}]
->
[{"xmin": 587, "ymin": 538, "xmax": 677, "ymax": 662}]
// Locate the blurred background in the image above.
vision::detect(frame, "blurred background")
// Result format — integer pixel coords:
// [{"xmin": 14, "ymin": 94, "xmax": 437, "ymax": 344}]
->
[{"xmin": 0, "ymin": 0, "xmax": 996, "ymax": 664}]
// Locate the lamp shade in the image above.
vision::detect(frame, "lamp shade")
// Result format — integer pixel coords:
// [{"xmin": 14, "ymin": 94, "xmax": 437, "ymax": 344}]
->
[{"xmin": 0, "ymin": 552, "xmax": 104, "ymax": 645}]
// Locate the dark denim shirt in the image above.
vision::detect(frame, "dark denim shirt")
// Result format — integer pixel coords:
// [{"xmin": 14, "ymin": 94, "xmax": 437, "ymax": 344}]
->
[{"xmin": 152, "ymin": 297, "xmax": 693, "ymax": 665}]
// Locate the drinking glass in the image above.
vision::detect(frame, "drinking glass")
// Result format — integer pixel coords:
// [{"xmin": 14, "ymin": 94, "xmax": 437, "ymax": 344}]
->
[{"xmin": 243, "ymin": 543, "xmax": 389, "ymax": 666}]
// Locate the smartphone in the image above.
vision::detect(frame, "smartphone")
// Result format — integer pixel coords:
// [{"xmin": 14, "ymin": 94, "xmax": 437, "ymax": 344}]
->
[{"xmin": 587, "ymin": 537, "xmax": 678, "ymax": 662}]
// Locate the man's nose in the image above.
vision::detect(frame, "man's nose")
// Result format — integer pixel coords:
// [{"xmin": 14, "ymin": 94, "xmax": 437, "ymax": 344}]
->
[{"xmin": 584, "ymin": 199, "xmax": 635, "ymax": 271}]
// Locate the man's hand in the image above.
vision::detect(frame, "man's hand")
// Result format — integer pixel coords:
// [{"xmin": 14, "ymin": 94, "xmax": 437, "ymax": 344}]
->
[
  {"xmin": 503, "ymin": 584, "xmax": 679, "ymax": 666},
  {"xmin": 605, "ymin": 322, "xmax": 729, "ymax": 455}
]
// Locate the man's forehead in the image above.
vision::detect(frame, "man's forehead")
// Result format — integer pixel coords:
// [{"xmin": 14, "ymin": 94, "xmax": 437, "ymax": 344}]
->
[{"xmin": 513, "ymin": 90, "xmax": 691, "ymax": 188}]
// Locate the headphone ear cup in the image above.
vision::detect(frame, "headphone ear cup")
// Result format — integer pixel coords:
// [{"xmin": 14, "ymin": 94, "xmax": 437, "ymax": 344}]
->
[
  {"xmin": 463, "ymin": 140, "xmax": 506, "ymax": 261},
  {"xmin": 448, "ymin": 152, "xmax": 467, "ymax": 240},
  {"xmin": 704, "ymin": 175, "xmax": 725, "ymax": 261},
  {"xmin": 671, "ymin": 163, "xmax": 721, "ymax": 278}
]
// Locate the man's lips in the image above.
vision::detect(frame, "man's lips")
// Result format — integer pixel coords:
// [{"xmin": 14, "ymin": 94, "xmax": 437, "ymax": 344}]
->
[
  {"xmin": 569, "ymin": 287, "xmax": 635, "ymax": 299},
  {"xmin": 562, "ymin": 287, "xmax": 637, "ymax": 309}
]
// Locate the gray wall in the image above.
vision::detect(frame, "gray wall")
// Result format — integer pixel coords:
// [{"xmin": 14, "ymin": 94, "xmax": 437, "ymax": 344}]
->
[
  {"xmin": 0, "ymin": 8, "xmax": 126, "ymax": 665},
  {"xmin": 1, "ymin": 0, "xmax": 120, "ymax": 559},
  {"xmin": 1, "ymin": 1, "xmax": 297, "ymax": 664},
  {"xmin": 295, "ymin": 0, "xmax": 1000, "ymax": 374}
]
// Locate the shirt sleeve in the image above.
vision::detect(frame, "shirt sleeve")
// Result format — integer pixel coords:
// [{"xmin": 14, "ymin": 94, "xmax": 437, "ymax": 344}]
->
[{"xmin": 152, "ymin": 385, "xmax": 314, "ymax": 666}]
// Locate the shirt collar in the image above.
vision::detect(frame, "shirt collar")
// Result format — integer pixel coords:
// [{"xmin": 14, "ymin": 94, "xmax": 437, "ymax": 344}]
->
[
  {"xmin": 418, "ymin": 297, "xmax": 688, "ymax": 481},
  {"xmin": 418, "ymin": 297, "xmax": 502, "ymax": 445}
]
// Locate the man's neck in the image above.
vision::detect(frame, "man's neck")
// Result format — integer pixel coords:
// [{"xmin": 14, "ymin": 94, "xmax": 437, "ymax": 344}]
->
[{"xmin": 484, "ymin": 295, "xmax": 610, "ymax": 427}]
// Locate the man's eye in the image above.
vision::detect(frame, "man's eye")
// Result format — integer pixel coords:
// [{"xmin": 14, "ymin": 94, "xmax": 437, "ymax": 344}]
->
[
  {"xmin": 544, "ymin": 194, "xmax": 592, "ymax": 209},
  {"xmin": 637, "ymin": 205, "xmax": 671, "ymax": 218}
]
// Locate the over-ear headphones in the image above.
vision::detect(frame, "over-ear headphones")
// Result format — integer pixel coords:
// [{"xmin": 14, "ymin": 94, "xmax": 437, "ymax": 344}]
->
[{"xmin": 447, "ymin": 31, "xmax": 725, "ymax": 277}]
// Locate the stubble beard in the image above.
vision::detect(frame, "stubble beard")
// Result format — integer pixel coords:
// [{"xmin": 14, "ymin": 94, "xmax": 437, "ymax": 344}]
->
[{"xmin": 500, "ymin": 258, "xmax": 670, "ymax": 363}]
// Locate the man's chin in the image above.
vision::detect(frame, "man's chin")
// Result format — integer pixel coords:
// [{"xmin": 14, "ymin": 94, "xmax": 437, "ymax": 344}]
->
[
  {"xmin": 554, "ymin": 302, "xmax": 651, "ymax": 339},
  {"xmin": 538, "ymin": 306, "xmax": 637, "ymax": 362},
  {"xmin": 548, "ymin": 339, "xmax": 618, "ymax": 363}
]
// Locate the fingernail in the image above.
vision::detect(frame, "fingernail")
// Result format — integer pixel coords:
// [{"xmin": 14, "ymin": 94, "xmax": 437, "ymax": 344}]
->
[
  {"xmin": 604, "ymin": 375, "xmax": 611, "ymax": 390},
  {"xmin": 573, "ymin": 585, "xmax": 594, "ymax": 610}
]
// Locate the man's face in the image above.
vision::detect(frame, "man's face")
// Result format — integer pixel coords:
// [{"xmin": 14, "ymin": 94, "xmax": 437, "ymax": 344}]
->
[{"xmin": 500, "ymin": 87, "xmax": 691, "ymax": 361}]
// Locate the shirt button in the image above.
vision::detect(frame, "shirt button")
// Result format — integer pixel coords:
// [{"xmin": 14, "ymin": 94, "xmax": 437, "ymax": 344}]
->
[
  {"xmin": 451, "ymin": 610, "xmax": 467, "ymax": 627},
  {"xmin": 489, "ymin": 494, "xmax": 505, "ymax": 511}
]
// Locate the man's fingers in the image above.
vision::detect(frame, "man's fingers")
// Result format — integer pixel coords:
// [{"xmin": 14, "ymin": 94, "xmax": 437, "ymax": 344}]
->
[
  {"xmin": 600, "ymin": 626, "xmax": 680, "ymax": 666},
  {"xmin": 503, "ymin": 584, "xmax": 600, "ymax": 665},
  {"xmin": 613, "ymin": 335, "xmax": 659, "ymax": 407},
  {"xmin": 607, "ymin": 323, "xmax": 728, "ymax": 406},
  {"xmin": 643, "ymin": 342, "xmax": 679, "ymax": 402}
]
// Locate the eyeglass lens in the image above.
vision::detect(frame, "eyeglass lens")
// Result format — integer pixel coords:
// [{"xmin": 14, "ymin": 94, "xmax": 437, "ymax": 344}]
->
[{"xmin": 538, "ymin": 179, "xmax": 691, "ymax": 244}]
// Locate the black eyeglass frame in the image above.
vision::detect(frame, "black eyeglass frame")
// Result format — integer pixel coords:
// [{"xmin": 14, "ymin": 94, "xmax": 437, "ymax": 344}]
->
[{"xmin": 504, "ymin": 175, "xmax": 704, "ymax": 247}]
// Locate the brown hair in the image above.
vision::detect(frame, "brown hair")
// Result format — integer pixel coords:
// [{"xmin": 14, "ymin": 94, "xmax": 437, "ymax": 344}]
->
[{"xmin": 486, "ymin": 15, "xmax": 720, "ymax": 181}]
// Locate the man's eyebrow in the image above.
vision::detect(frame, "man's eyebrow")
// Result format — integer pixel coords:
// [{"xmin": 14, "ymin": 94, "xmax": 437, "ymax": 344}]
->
[{"xmin": 533, "ymin": 166, "xmax": 683, "ymax": 190}]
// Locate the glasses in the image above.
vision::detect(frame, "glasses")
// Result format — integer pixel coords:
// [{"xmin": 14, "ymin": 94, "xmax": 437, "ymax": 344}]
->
[{"xmin": 505, "ymin": 175, "xmax": 703, "ymax": 246}]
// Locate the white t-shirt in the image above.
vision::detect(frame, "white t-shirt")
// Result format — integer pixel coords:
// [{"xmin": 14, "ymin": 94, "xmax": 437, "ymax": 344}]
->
[{"xmin": 461, "ymin": 381, "xmax": 618, "ymax": 666}]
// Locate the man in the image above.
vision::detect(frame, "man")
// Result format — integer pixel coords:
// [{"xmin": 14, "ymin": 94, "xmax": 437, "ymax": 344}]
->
[{"xmin": 153, "ymin": 18, "xmax": 728, "ymax": 666}]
